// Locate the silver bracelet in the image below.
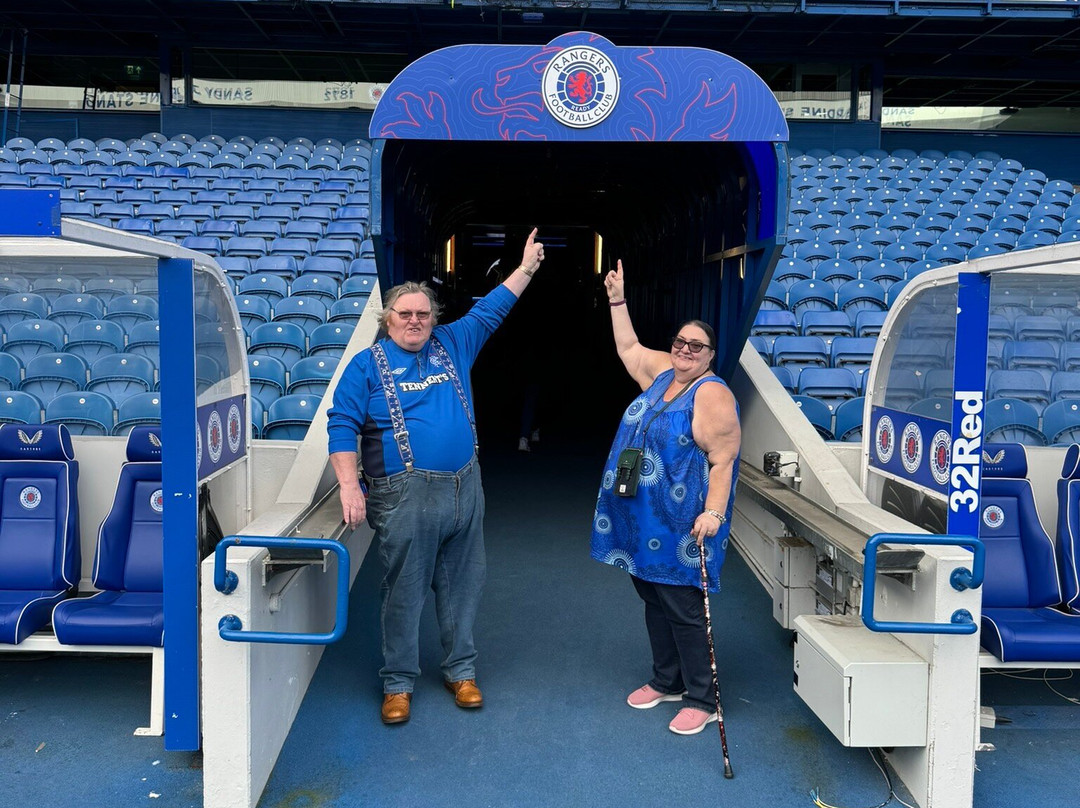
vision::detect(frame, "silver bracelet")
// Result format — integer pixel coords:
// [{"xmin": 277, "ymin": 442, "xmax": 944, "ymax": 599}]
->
[{"xmin": 705, "ymin": 508, "xmax": 725, "ymax": 524}]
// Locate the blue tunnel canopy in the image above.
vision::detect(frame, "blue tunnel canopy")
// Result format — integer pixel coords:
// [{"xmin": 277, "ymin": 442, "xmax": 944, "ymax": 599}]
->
[{"xmin": 369, "ymin": 31, "xmax": 789, "ymax": 143}]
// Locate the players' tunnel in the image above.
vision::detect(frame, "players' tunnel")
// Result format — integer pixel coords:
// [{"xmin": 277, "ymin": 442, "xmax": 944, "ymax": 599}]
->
[{"xmin": 367, "ymin": 31, "xmax": 789, "ymax": 442}]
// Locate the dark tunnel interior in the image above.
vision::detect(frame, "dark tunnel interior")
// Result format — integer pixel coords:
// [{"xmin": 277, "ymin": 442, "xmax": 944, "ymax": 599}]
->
[{"xmin": 375, "ymin": 139, "xmax": 753, "ymax": 452}]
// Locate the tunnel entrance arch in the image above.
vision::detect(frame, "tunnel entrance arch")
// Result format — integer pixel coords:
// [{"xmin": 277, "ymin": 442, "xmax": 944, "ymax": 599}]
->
[{"xmin": 367, "ymin": 31, "xmax": 789, "ymax": 379}]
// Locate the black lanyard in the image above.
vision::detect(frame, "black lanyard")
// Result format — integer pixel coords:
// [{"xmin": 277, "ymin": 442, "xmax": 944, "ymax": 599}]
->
[{"xmin": 637, "ymin": 374, "xmax": 702, "ymax": 448}]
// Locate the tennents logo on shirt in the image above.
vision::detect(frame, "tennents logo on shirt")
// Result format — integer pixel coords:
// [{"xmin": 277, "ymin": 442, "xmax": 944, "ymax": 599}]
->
[{"xmin": 398, "ymin": 372, "xmax": 450, "ymax": 393}]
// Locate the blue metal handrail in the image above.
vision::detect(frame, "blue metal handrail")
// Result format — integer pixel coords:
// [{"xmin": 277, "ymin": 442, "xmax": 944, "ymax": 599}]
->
[
  {"xmin": 861, "ymin": 533, "xmax": 985, "ymax": 635},
  {"xmin": 213, "ymin": 535, "xmax": 350, "ymax": 645}
]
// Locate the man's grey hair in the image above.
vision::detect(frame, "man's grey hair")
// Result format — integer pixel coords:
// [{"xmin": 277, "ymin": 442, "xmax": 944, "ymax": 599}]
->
[{"xmin": 377, "ymin": 281, "xmax": 442, "ymax": 329}]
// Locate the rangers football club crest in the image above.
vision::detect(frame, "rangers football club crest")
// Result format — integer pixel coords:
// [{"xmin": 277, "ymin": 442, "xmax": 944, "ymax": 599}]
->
[
  {"xmin": 150, "ymin": 488, "xmax": 164, "ymax": 513},
  {"xmin": 19, "ymin": 486, "xmax": 41, "ymax": 509},
  {"xmin": 207, "ymin": 410, "xmax": 224, "ymax": 464},
  {"xmin": 874, "ymin": 415, "xmax": 895, "ymax": 464},
  {"xmin": 227, "ymin": 404, "xmax": 243, "ymax": 454},
  {"xmin": 542, "ymin": 46, "xmax": 620, "ymax": 128},
  {"xmin": 930, "ymin": 430, "xmax": 951, "ymax": 485},
  {"xmin": 982, "ymin": 504, "xmax": 1005, "ymax": 529},
  {"xmin": 901, "ymin": 422, "xmax": 923, "ymax": 474}
]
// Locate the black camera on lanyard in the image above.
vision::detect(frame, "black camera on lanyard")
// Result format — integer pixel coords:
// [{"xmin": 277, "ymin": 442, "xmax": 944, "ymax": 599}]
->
[{"xmin": 615, "ymin": 448, "xmax": 644, "ymax": 497}]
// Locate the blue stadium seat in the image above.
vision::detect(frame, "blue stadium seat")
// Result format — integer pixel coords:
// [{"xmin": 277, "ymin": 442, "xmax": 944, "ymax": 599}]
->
[
  {"xmin": 774, "ymin": 256, "xmax": 810, "ymax": 286},
  {"xmin": 340, "ymin": 274, "xmax": 376, "ymax": 300},
  {"xmin": 273, "ymin": 296, "xmax": 327, "ymax": 334},
  {"xmin": 249, "ymin": 395, "xmax": 266, "ymax": 439},
  {"xmin": 978, "ymin": 443, "xmax": 1080, "ymax": 661},
  {"xmin": 0, "ymin": 352, "xmax": 21, "ymax": 391},
  {"xmin": 224, "ymin": 236, "xmax": 269, "ymax": 259},
  {"xmin": 817, "ymin": 258, "xmax": 858, "ymax": 290},
  {"xmin": 217, "ymin": 257, "xmax": 253, "ymax": 280},
  {"xmin": 988, "ymin": 369, "xmax": 1051, "ymax": 414},
  {"xmin": 0, "ymin": 293, "xmax": 48, "ymax": 331},
  {"xmin": 983, "ymin": 398, "xmax": 1046, "ymax": 445},
  {"xmin": 86, "ymin": 354, "xmax": 155, "ymax": 405},
  {"xmin": 787, "ymin": 280, "xmax": 834, "ymax": 321},
  {"xmin": 770, "ymin": 366, "xmax": 796, "ymax": 392},
  {"xmin": 921, "ymin": 369, "xmax": 954, "ymax": 400},
  {"xmin": 249, "ymin": 355, "xmax": 287, "ymax": 401},
  {"xmin": 797, "ymin": 367, "xmax": 859, "ymax": 413},
  {"xmin": 287, "ymin": 356, "xmax": 338, "ymax": 396},
  {"xmin": 199, "ymin": 220, "xmax": 238, "ymax": 241},
  {"xmin": 1061, "ymin": 344, "xmax": 1080, "ymax": 373},
  {"xmin": 800, "ymin": 310, "xmax": 853, "ymax": 340},
  {"xmin": 1051, "ymin": 372, "xmax": 1080, "ymax": 402},
  {"xmin": 308, "ymin": 323, "xmax": 352, "ymax": 359},
  {"xmin": 290, "ymin": 273, "xmax": 339, "ymax": 304},
  {"xmin": 241, "ymin": 220, "xmax": 282, "ymax": 240},
  {"xmin": 1044, "ymin": 400, "xmax": 1080, "ymax": 446},
  {"xmin": 853, "ymin": 311, "xmax": 887, "ymax": 338},
  {"xmin": 20, "ymin": 353, "xmax": 87, "ymax": 401},
  {"xmin": 254, "ymin": 255, "xmax": 300, "ymax": 281},
  {"xmin": 313, "ymin": 238, "xmax": 359, "ymax": 261},
  {"xmin": 48, "ymin": 293, "xmax": 105, "ymax": 330},
  {"xmin": 0, "ymin": 387, "xmax": 41, "ymax": 424},
  {"xmin": 238, "ymin": 273, "xmax": 289, "ymax": 305},
  {"xmin": 3, "ymin": 319, "xmax": 66, "ymax": 365},
  {"xmin": 328, "ymin": 298, "xmax": 367, "ymax": 326},
  {"xmin": 105, "ymin": 296, "xmax": 159, "ymax": 331},
  {"xmin": 830, "ymin": 337, "xmax": 877, "ymax": 373},
  {"xmin": 1003, "ymin": 340, "xmax": 1058, "ymax": 374},
  {"xmin": 284, "ymin": 220, "xmax": 324, "ymax": 241},
  {"xmin": 1014, "ymin": 314, "xmax": 1065, "ymax": 343},
  {"xmin": 269, "ymin": 238, "xmax": 314, "ymax": 259},
  {"xmin": 791, "ymin": 395, "xmax": 834, "ymax": 440},
  {"xmin": 0, "ymin": 424, "xmax": 80, "ymax": 644},
  {"xmin": 772, "ymin": 336, "xmax": 828, "ymax": 373},
  {"xmin": 836, "ymin": 279, "xmax": 887, "ymax": 314},
  {"xmin": 113, "ymin": 393, "xmax": 161, "ymax": 436},
  {"xmin": 53, "ymin": 427, "xmax": 164, "ymax": 646},
  {"xmin": 249, "ymin": 323, "xmax": 306, "ymax": 366},
  {"xmin": 909, "ymin": 397, "xmax": 951, "ymax": 420},
  {"xmin": 751, "ymin": 310, "xmax": 798, "ymax": 341},
  {"xmin": 236, "ymin": 296, "xmax": 272, "ymax": 333},
  {"xmin": 833, "ymin": 396, "xmax": 865, "ymax": 442},
  {"xmin": 44, "ymin": 392, "xmax": 115, "ymax": 436},
  {"xmin": 125, "ymin": 321, "xmax": 160, "ymax": 362},
  {"xmin": 264, "ymin": 394, "xmax": 322, "ymax": 440}
]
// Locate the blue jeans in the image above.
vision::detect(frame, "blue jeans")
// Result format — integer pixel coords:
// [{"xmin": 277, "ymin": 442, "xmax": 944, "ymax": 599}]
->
[{"xmin": 366, "ymin": 457, "xmax": 486, "ymax": 694}]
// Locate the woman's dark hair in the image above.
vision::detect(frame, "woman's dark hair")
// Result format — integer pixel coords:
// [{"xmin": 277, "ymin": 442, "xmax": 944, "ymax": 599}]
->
[{"xmin": 677, "ymin": 319, "xmax": 718, "ymax": 369}]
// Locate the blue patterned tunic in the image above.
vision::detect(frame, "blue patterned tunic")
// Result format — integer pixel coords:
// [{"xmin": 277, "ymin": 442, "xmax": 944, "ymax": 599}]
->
[{"xmin": 591, "ymin": 369, "xmax": 740, "ymax": 592}]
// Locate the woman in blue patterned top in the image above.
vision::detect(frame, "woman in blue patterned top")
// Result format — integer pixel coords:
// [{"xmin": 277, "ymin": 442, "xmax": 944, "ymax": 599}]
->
[{"xmin": 591, "ymin": 259, "xmax": 741, "ymax": 736}]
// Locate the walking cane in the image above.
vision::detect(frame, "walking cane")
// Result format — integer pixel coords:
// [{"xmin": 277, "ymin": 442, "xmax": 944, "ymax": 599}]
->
[{"xmin": 699, "ymin": 539, "xmax": 734, "ymax": 778}]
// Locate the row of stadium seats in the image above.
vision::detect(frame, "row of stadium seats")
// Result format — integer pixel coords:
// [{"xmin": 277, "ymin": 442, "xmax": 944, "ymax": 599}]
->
[{"xmin": 0, "ymin": 132, "xmax": 370, "ymax": 172}]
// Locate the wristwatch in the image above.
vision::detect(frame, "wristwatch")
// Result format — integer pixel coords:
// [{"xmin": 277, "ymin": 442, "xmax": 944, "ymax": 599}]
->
[{"xmin": 705, "ymin": 508, "xmax": 726, "ymax": 524}]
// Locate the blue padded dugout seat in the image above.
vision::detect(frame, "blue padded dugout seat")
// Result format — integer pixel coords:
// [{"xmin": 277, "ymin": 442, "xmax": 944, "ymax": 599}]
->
[
  {"xmin": 53, "ymin": 426, "xmax": 163, "ymax": 647},
  {"xmin": 979, "ymin": 443, "xmax": 1080, "ymax": 662},
  {"xmin": 1057, "ymin": 445, "xmax": 1080, "ymax": 614},
  {"xmin": 0, "ymin": 424, "xmax": 80, "ymax": 644}
]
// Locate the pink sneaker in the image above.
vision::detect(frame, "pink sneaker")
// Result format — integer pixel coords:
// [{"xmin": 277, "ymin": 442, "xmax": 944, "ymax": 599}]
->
[
  {"xmin": 626, "ymin": 684, "xmax": 686, "ymax": 710},
  {"xmin": 668, "ymin": 707, "xmax": 719, "ymax": 735}
]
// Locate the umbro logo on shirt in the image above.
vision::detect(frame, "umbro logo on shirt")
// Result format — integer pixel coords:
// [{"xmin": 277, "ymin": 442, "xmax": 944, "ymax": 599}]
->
[{"xmin": 392, "ymin": 367, "xmax": 406, "ymax": 375}]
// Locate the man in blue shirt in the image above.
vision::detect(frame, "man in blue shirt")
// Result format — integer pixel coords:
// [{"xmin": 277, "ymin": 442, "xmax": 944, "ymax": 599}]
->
[{"xmin": 328, "ymin": 230, "xmax": 544, "ymax": 724}]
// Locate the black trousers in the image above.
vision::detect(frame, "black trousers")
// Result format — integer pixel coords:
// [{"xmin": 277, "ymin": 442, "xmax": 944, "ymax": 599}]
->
[{"xmin": 631, "ymin": 575, "xmax": 716, "ymax": 713}]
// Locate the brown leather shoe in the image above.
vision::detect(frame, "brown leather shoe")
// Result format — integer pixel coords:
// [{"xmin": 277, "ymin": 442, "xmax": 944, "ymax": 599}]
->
[
  {"xmin": 444, "ymin": 678, "xmax": 483, "ymax": 708},
  {"xmin": 381, "ymin": 692, "xmax": 411, "ymax": 724}
]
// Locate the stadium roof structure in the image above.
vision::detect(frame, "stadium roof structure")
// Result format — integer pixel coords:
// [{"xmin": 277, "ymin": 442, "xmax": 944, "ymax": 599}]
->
[{"xmin": 2, "ymin": 0, "xmax": 1080, "ymax": 108}]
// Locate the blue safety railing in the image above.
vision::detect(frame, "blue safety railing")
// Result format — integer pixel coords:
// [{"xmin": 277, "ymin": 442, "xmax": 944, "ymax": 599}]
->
[
  {"xmin": 861, "ymin": 533, "xmax": 985, "ymax": 635},
  {"xmin": 213, "ymin": 535, "xmax": 350, "ymax": 645}
]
